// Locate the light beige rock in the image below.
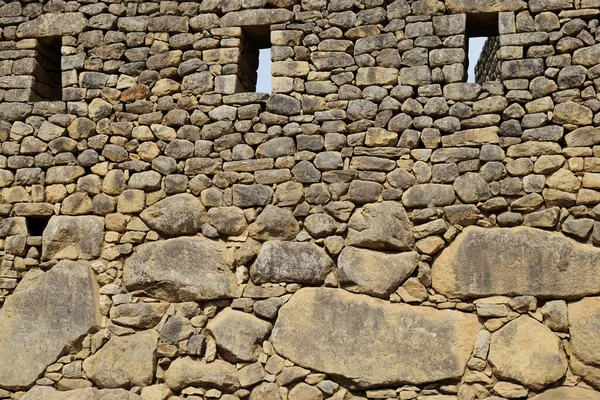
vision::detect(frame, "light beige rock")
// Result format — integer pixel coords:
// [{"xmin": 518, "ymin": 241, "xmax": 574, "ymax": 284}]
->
[
  {"xmin": 42, "ymin": 216, "xmax": 104, "ymax": 260},
  {"xmin": 123, "ymin": 237, "xmax": 237, "ymax": 302},
  {"xmin": 530, "ymin": 386, "xmax": 600, "ymax": 400},
  {"xmin": 569, "ymin": 297, "xmax": 600, "ymax": 367},
  {"xmin": 206, "ymin": 308, "xmax": 272, "ymax": 362},
  {"xmin": 0, "ymin": 261, "xmax": 100, "ymax": 390},
  {"xmin": 17, "ymin": 13, "xmax": 88, "ymax": 37},
  {"xmin": 338, "ymin": 247, "xmax": 420, "ymax": 298},
  {"xmin": 164, "ymin": 358, "xmax": 240, "ymax": 392},
  {"xmin": 272, "ymin": 288, "xmax": 481, "ymax": 388},
  {"xmin": 83, "ymin": 330, "xmax": 158, "ymax": 388},
  {"xmin": 432, "ymin": 226, "xmax": 600, "ymax": 299},
  {"xmin": 21, "ymin": 386, "xmax": 141, "ymax": 400},
  {"xmin": 488, "ymin": 316, "xmax": 567, "ymax": 390},
  {"xmin": 346, "ymin": 201, "xmax": 414, "ymax": 251}
]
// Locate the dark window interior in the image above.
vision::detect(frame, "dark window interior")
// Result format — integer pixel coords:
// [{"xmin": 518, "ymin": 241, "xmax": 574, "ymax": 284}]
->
[
  {"xmin": 36, "ymin": 37, "xmax": 62, "ymax": 101},
  {"xmin": 26, "ymin": 216, "xmax": 51, "ymax": 236}
]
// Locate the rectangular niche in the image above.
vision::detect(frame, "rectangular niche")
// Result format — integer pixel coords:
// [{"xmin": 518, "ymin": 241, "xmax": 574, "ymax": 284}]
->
[{"xmin": 466, "ymin": 13, "xmax": 500, "ymax": 83}]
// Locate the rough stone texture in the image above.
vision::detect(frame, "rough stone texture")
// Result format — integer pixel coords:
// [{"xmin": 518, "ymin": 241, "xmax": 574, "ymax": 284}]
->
[
  {"xmin": 42, "ymin": 216, "xmax": 104, "ymax": 260},
  {"xmin": 432, "ymin": 227, "xmax": 600, "ymax": 299},
  {"xmin": 488, "ymin": 316, "xmax": 567, "ymax": 390},
  {"xmin": 21, "ymin": 387, "xmax": 141, "ymax": 400},
  {"xmin": 206, "ymin": 308, "xmax": 273, "ymax": 362},
  {"xmin": 83, "ymin": 330, "xmax": 158, "ymax": 389},
  {"xmin": 251, "ymin": 241, "xmax": 333, "ymax": 285},
  {"xmin": 272, "ymin": 288, "xmax": 481, "ymax": 388},
  {"xmin": 164, "ymin": 358, "xmax": 240, "ymax": 392},
  {"xmin": 346, "ymin": 201, "xmax": 414, "ymax": 251},
  {"xmin": 123, "ymin": 237, "xmax": 237, "ymax": 302},
  {"xmin": 139, "ymin": 194, "xmax": 205, "ymax": 237},
  {"xmin": 531, "ymin": 387, "xmax": 600, "ymax": 400},
  {"xmin": 338, "ymin": 247, "xmax": 420, "ymax": 297},
  {"xmin": 0, "ymin": 261, "xmax": 100, "ymax": 390},
  {"xmin": 568, "ymin": 297, "xmax": 600, "ymax": 385}
]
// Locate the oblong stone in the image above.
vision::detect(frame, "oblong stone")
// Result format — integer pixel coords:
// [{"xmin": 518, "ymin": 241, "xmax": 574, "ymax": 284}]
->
[
  {"xmin": 250, "ymin": 241, "xmax": 333, "ymax": 285},
  {"xmin": 139, "ymin": 193, "xmax": 205, "ymax": 237},
  {"xmin": 432, "ymin": 226, "xmax": 600, "ymax": 299},
  {"xmin": 531, "ymin": 387, "xmax": 600, "ymax": 400},
  {"xmin": 272, "ymin": 288, "xmax": 481, "ymax": 388},
  {"xmin": 123, "ymin": 237, "xmax": 238, "ymax": 302}
]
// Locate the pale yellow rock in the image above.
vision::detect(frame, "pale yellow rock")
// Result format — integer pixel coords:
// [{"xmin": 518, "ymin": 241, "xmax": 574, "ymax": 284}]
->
[
  {"xmin": 531, "ymin": 386, "xmax": 600, "ymax": 400},
  {"xmin": 488, "ymin": 316, "xmax": 567, "ymax": 390}
]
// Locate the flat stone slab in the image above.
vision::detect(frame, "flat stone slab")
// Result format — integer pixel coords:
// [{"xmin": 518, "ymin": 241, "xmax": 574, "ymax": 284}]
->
[
  {"xmin": 42, "ymin": 216, "xmax": 104, "ymax": 261},
  {"xmin": 17, "ymin": 12, "xmax": 87, "ymax": 38},
  {"xmin": 432, "ymin": 226, "xmax": 600, "ymax": 299},
  {"xmin": 272, "ymin": 288, "xmax": 481, "ymax": 388},
  {"xmin": 123, "ymin": 237, "xmax": 237, "ymax": 302},
  {"xmin": 21, "ymin": 387, "xmax": 141, "ymax": 400},
  {"xmin": 0, "ymin": 261, "xmax": 100, "ymax": 390},
  {"xmin": 251, "ymin": 241, "xmax": 333, "ymax": 285},
  {"xmin": 531, "ymin": 387, "xmax": 600, "ymax": 400}
]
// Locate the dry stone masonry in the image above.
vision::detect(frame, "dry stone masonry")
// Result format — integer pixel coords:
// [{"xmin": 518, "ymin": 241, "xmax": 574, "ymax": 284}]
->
[{"xmin": 2, "ymin": 0, "xmax": 600, "ymax": 399}]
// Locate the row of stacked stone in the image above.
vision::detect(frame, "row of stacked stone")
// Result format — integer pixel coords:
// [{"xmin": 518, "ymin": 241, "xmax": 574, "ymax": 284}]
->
[{"xmin": 1, "ymin": 0, "xmax": 600, "ymax": 399}]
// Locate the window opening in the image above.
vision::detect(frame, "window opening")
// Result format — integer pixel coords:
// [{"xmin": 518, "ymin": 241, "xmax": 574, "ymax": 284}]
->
[
  {"xmin": 466, "ymin": 13, "xmax": 500, "ymax": 84},
  {"xmin": 240, "ymin": 27, "xmax": 272, "ymax": 93},
  {"xmin": 26, "ymin": 216, "xmax": 51, "ymax": 236},
  {"xmin": 36, "ymin": 37, "xmax": 62, "ymax": 101}
]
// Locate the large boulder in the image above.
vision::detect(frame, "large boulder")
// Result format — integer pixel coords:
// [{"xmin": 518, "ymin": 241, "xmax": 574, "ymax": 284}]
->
[
  {"xmin": 17, "ymin": 13, "xmax": 88, "ymax": 37},
  {"xmin": 248, "ymin": 205, "xmax": 299, "ymax": 241},
  {"xmin": 42, "ymin": 216, "xmax": 104, "ymax": 260},
  {"xmin": 140, "ymin": 194, "xmax": 206, "ymax": 237},
  {"xmin": 164, "ymin": 358, "xmax": 240, "ymax": 392},
  {"xmin": 251, "ymin": 241, "xmax": 333, "ymax": 285},
  {"xmin": 83, "ymin": 330, "xmax": 159, "ymax": 388},
  {"xmin": 0, "ymin": 261, "xmax": 100, "ymax": 390},
  {"xmin": 346, "ymin": 201, "xmax": 414, "ymax": 251},
  {"xmin": 568, "ymin": 297, "xmax": 600, "ymax": 388},
  {"xmin": 432, "ymin": 226, "xmax": 600, "ymax": 299},
  {"xmin": 271, "ymin": 288, "xmax": 481, "ymax": 388},
  {"xmin": 338, "ymin": 247, "xmax": 420, "ymax": 298},
  {"xmin": 531, "ymin": 387, "xmax": 600, "ymax": 400},
  {"xmin": 21, "ymin": 387, "xmax": 141, "ymax": 400},
  {"xmin": 488, "ymin": 316, "xmax": 567, "ymax": 390},
  {"xmin": 206, "ymin": 308, "xmax": 272, "ymax": 362},
  {"xmin": 123, "ymin": 237, "xmax": 237, "ymax": 302}
]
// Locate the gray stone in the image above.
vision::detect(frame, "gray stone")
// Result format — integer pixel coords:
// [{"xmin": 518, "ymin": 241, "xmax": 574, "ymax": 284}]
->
[
  {"xmin": 123, "ymin": 237, "xmax": 237, "ymax": 302},
  {"xmin": 432, "ymin": 226, "xmax": 600, "ymax": 299},
  {"xmin": 140, "ymin": 194, "xmax": 206, "ymax": 237},
  {"xmin": 17, "ymin": 13, "xmax": 87, "ymax": 37},
  {"xmin": 208, "ymin": 206, "xmax": 247, "ymax": 236},
  {"xmin": 346, "ymin": 201, "xmax": 414, "ymax": 250},
  {"xmin": 402, "ymin": 184, "xmax": 456, "ymax": 207},
  {"xmin": 248, "ymin": 205, "xmax": 300, "ymax": 241},
  {"xmin": 453, "ymin": 172, "xmax": 492, "ymax": 203},
  {"xmin": 42, "ymin": 216, "xmax": 104, "ymax": 261},
  {"xmin": 272, "ymin": 288, "xmax": 481, "ymax": 388},
  {"xmin": 338, "ymin": 247, "xmax": 420, "ymax": 298},
  {"xmin": 251, "ymin": 241, "xmax": 333, "ymax": 285},
  {"xmin": 83, "ymin": 330, "xmax": 158, "ymax": 389},
  {"xmin": 0, "ymin": 261, "xmax": 100, "ymax": 390},
  {"xmin": 206, "ymin": 308, "xmax": 272, "ymax": 362}
]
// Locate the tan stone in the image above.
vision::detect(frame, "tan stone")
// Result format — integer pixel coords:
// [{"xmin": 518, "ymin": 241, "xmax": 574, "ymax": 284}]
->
[
  {"xmin": 531, "ymin": 387, "xmax": 600, "ymax": 400},
  {"xmin": 488, "ymin": 316, "xmax": 567, "ymax": 390},
  {"xmin": 164, "ymin": 358, "xmax": 240, "ymax": 392},
  {"xmin": 21, "ymin": 387, "xmax": 141, "ymax": 400},
  {"xmin": 140, "ymin": 194, "xmax": 206, "ymax": 237},
  {"xmin": 432, "ymin": 226, "xmax": 600, "ymax": 299},
  {"xmin": 272, "ymin": 288, "xmax": 481, "ymax": 388}
]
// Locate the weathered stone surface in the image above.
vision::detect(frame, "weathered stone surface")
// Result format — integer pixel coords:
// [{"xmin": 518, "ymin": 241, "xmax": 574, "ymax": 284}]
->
[
  {"xmin": 110, "ymin": 303, "xmax": 169, "ymax": 329},
  {"xmin": 251, "ymin": 241, "xmax": 333, "ymax": 285},
  {"xmin": 164, "ymin": 358, "xmax": 240, "ymax": 392},
  {"xmin": 123, "ymin": 237, "xmax": 237, "ymax": 302},
  {"xmin": 568, "ymin": 297, "xmax": 600, "ymax": 368},
  {"xmin": 272, "ymin": 288, "xmax": 481, "ymax": 388},
  {"xmin": 21, "ymin": 387, "xmax": 141, "ymax": 400},
  {"xmin": 248, "ymin": 205, "xmax": 300, "ymax": 241},
  {"xmin": 140, "ymin": 194, "xmax": 205, "ymax": 237},
  {"xmin": 206, "ymin": 308, "xmax": 272, "ymax": 362},
  {"xmin": 346, "ymin": 201, "xmax": 414, "ymax": 250},
  {"xmin": 573, "ymin": 44, "xmax": 600, "ymax": 67},
  {"xmin": 0, "ymin": 261, "xmax": 100, "ymax": 390},
  {"xmin": 83, "ymin": 330, "xmax": 158, "ymax": 389},
  {"xmin": 488, "ymin": 316, "xmax": 567, "ymax": 390},
  {"xmin": 402, "ymin": 184, "xmax": 456, "ymax": 207},
  {"xmin": 432, "ymin": 227, "xmax": 600, "ymax": 299},
  {"xmin": 42, "ymin": 216, "xmax": 104, "ymax": 261},
  {"xmin": 446, "ymin": 0, "xmax": 526, "ymax": 12},
  {"xmin": 338, "ymin": 247, "xmax": 420, "ymax": 298},
  {"xmin": 17, "ymin": 13, "xmax": 87, "ymax": 37},
  {"xmin": 220, "ymin": 9, "xmax": 293, "ymax": 27},
  {"xmin": 531, "ymin": 387, "xmax": 600, "ymax": 400}
]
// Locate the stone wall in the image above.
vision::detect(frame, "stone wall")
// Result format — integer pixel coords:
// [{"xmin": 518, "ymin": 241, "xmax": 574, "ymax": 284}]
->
[
  {"xmin": 1, "ymin": 0, "xmax": 600, "ymax": 399},
  {"xmin": 474, "ymin": 36, "xmax": 500, "ymax": 84}
]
